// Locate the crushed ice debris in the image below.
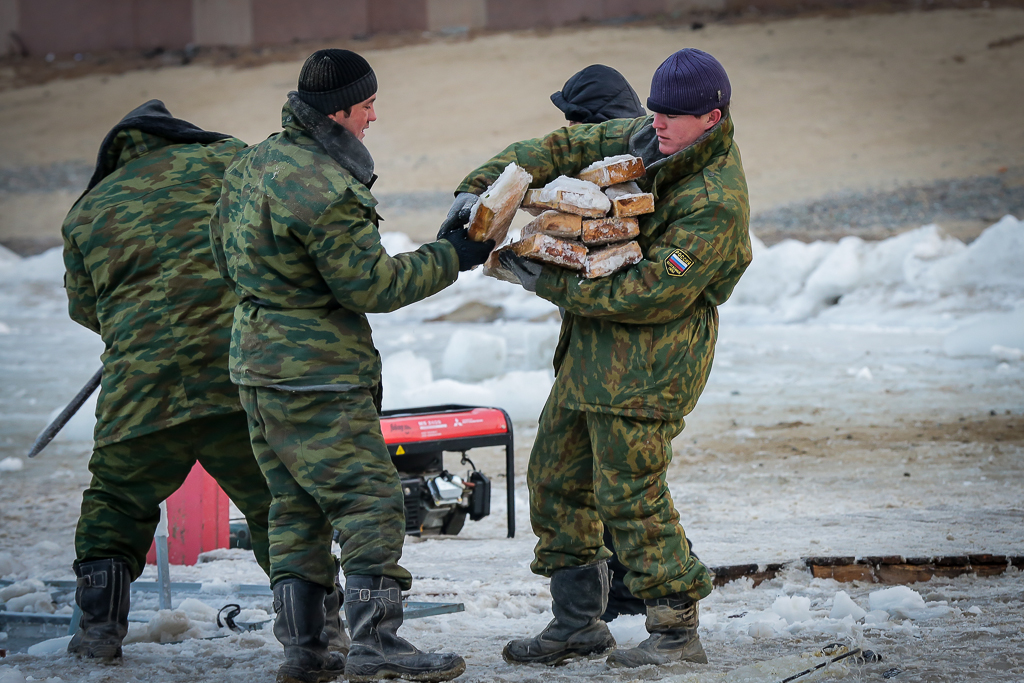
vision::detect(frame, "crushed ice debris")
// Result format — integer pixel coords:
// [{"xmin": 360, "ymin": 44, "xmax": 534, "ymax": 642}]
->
[{"xmin": 868, "ymin": 585, "xmax": 954, "ymax": 620}]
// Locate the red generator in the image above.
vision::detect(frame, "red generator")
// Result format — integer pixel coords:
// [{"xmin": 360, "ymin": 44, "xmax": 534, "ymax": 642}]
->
[{"xmin": 379, "ymin": 405, "xmax": 515, "ymax": 539}]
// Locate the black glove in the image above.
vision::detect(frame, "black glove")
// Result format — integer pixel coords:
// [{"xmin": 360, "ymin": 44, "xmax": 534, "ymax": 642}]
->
[
  {"xmin": 498, "ymin": 250, "xmax": 543, "ymax": 292},
  {"xmin": 437, "ymin": 192, "xmax": 479, "ymax": 240},
  {"xmin": 441, "ymin": 227, "xmax": 495, "ymax": 272}
]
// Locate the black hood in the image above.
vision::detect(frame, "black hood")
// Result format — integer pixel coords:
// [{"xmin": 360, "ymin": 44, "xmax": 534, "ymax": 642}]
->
[
  {"xmin": 550, "ymin": 64, "xmax": 646, "ymax": 124},
  {"xmin": 85, "ymin": 99, "xmax": 231, "ymax": 194}
]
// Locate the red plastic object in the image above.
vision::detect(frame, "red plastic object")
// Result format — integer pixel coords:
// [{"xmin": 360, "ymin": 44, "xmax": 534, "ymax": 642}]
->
[
  {"xmin": 145, "ymin": 462, "xmax": 230, "ymax": 566},
  {"xmin": 380, "ymin": 407, "xmax": 508, "ymax": 444}
]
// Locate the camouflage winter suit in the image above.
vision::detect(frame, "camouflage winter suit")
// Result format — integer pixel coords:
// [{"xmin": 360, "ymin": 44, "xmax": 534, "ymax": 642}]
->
[
  {"xmin": 210, "ymin": 96, "xmax": 460, "ymax": 591},
  {"xmin": 458, "ymin": 115, "xmax": 751, "ymax": 600},
  {"xmin": 62, "ymin": 109, "xmax": 272, "ymax": 581}
]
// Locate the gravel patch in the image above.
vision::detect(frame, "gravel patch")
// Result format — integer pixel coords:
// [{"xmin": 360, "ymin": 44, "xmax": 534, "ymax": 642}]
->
[{"xmin": 751, "ymin": 167, "xmax": 1024, "ymax": 244}]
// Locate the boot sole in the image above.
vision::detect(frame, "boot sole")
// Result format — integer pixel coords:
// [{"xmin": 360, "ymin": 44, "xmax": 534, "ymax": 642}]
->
[
  {"xmin": 606, "ymin": 639, "xmax": 708, "ymax": 668},
  {"xmin": 68, "ymin": 644, "xmax": 123, "ymax": 660},
  {"xmin": 502, "ymin": 640, "xmax": 615, "ymax": 666},
  {"xmin": 345, "ymin": 659, "xmax": 466, "ymax": 683}
]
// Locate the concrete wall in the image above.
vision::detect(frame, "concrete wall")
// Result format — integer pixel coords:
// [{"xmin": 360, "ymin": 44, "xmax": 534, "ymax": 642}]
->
[{"xmin": 0, "ymin": 0, "xmax": 973, "ymax": 56}]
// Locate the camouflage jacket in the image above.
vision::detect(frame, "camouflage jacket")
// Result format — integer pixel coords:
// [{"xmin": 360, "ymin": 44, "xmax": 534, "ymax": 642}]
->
[
  {"xmin": 62, "ymin": 130, "xmax": 248, "ymax": 446},
  {"xmin": 210, "ymin": 100, "xmax": 459, "ymax": 390},
  {"xmin": 457, "ymin": 116, "xmax": 751, "ymax": 420}
]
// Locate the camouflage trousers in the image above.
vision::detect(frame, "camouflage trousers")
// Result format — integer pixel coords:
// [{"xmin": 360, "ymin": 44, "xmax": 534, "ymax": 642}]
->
[
  {"xmin": 528, "ymin": 386, "xmax": 714, "ymax": 602},
  {"xmin": 75, "ymin": 411, "xmax": 271, "ymax": 580},
  {"xmin": 238, "ymin": 385, "xmax": 411, "ymax": 591}
]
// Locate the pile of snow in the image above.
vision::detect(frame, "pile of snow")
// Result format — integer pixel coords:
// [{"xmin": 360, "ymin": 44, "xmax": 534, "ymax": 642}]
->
[
  {"xmin": 0, "ymin": 579, "xmax": 52, "ymax": 613},
  {"xmin": 441, "ymin": 329, "xmax": 507, "ymax": 382},
  {"xmin": 730, "ymin": 216, "xmax": 1024, "ymax": 328},
  {"xmin": 381, "ymin": 349, "xmax": 552, "ymax": 423},
  {"xmin": 0, "ymin": 246, "xmax": 66, "ymax": 284}
]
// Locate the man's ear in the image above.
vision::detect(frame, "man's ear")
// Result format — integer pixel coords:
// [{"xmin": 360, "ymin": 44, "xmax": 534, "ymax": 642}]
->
[{"xmin": 704, "ymin": 109, "xmax": 722, "ymax": 129}]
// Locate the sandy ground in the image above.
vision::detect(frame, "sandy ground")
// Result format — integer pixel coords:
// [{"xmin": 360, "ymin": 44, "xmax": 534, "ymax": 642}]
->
[{"xmin": 0, "ymin": 7, "xmax": 1023, "ymax": 251}]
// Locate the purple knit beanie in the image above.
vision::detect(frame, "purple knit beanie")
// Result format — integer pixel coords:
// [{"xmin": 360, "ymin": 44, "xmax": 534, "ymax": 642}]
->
[{"xmin": 647, "ymin": 48, "xmax": 730, "ymax": 116}]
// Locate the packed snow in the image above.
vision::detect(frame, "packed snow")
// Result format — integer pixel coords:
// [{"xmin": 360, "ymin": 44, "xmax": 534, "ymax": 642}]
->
[{"xmin": 1, "ymin": 216, "xmax": 1022, "ymax": 681}]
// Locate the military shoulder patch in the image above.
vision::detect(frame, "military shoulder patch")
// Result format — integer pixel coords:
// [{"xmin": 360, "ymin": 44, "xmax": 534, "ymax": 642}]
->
[{"xmin": 665, "ymin": 249, "xmax": 695, "ymax": 277}]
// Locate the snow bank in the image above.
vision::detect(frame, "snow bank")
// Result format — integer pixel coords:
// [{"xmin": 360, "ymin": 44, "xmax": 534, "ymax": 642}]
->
[
  {"xmin": 382, "ymin": 349, "xmax": 552, "ymax": 423},
  {"xmin": 441, "ymin": 329, "xmax": 507, "ymax": 382},
  {"xmin": 730, "ymin": 216, "xmax": 1024, "ymax": 324},
  {"xmin": 0, "ymin": 247, "xmax": 66, "ymax": 284},
  {"xmin": 942, "ymin": 308, "xmax": 1024, "ymax": 358}
]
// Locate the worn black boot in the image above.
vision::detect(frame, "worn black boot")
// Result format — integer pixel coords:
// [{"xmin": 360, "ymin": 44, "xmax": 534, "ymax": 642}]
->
[
  {"xmin": 323, "ymin": 585, "xmax": 350, "ymax": 656},
  {"xmin": 502, "ymin": 561, "xmax": 616, "ymax": 666},
  {"xmin": 67, "ymin": 558, "xmax": 131, "ymax": 659},
  {"xmin": 273, "ymin": 579, "xmax": 346, "ymax": 683},
  {"xmin": 344, "ymin": 575, "xmax": 466, "ymax": 682},
  {"xmin": 606, "ymin": 593, "xmax": 707, "ymax": 668}
]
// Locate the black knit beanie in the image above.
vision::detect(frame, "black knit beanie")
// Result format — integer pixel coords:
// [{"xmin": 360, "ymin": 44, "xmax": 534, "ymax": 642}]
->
[{"xmin": 297, "ymin": 49, "xmax": 378, "ymax": 116}]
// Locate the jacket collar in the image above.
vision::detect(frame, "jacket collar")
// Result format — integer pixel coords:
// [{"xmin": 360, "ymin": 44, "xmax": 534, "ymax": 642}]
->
[
  {"xmin": 283, "ymin": 93, "xmax": 376, "ymax": 188},
  {"xmin": 632, "ymin": 115, "xmax": 734, "ymax": 197}
]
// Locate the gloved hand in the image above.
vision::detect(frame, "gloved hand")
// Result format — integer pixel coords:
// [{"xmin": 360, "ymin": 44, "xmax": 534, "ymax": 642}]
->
[
  {"xmin": 437, "ymin": 192, "xmax": 479, "ymax": 240},
  {"xmin": 441, "ymin": 226, "xmax": 495, "ymax": 272},
  {"xmin": 498, "ymin": 250, "xmax": 543, "ymax": 292}
]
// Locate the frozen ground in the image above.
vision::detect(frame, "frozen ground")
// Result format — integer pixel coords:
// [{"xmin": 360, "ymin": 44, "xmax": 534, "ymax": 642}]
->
[{"xmin": 0, "ymin": 217, "xmax": 1022, "ymax": 681}]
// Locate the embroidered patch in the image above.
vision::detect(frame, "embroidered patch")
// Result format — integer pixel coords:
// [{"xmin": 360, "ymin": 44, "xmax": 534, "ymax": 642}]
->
[{"xmin": 665, "ymin": 250, "xmax": 694, "ymax": 277}]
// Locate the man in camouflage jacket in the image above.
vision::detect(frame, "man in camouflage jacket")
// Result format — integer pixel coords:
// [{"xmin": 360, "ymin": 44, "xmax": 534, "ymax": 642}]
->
[
  {"xmin": 210, "ymin": 49, "xmax": 489, "ymax": 683},
  {"xmin": 61, "ymin": 100, "xmax": 273, "ymax": 660},
  {"xmin": 456, "ymin": 49, "xmax": 751, "ymax": 668}
]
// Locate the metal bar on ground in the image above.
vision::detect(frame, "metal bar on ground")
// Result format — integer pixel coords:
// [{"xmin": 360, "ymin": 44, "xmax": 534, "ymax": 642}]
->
[{"xmin": 155, "ymin": 501, "xmax": 172, "ymax": 610}]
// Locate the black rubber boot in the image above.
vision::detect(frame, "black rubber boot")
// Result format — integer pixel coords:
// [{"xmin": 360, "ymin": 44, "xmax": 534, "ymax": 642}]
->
[
  {"xmin": 344, "ymin": 575, "xmax": 466, "ymax": 682},
  {"xmin": 502, "ymin": 561, "xmax": 616, "ymax": 666},
  {"xmin": 606, "ymin": 594, "xmax": 707, "ymax": 668},
  {"xmin": 67, "ymin": 558, "xmax": 131, "ymax": 659},
  {"xmin": 273, "ymin": 579, "xmax": 346, "ymax": 683},
  {"xmin": 323, "ymin": 585, "xmax": 350, "ymax": 655}
]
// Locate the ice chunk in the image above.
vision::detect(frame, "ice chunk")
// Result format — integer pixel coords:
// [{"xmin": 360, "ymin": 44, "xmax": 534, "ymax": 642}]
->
[
  {"xmin": 441, "ymin": 329, "xmax": 508, "ymax": 382},
  {"xmin": 4, "ymin": 591, "xmax": 55, "ymax": 613},
  {"xmin": 747, "ymin": 621, "xmax": 779, "ymax": 638},
  {"xmin": 771, "ymin": 595, "xmax": 813, "ymax": 624},
  {"xmin": 25, "ymin": 635, "xmax": 72, "ymax": 656},
  {"xmin": 868, "ymin": 585, "xmax": 953, "ymax": 620},
  {"xmin": 0, "ymin": 457, "xmax": 22, "ymax": 472},
  {"xmin": 830, "ymin": 590, "xmax": 867, "ymax": 621},
  {"xmin": 0, "ymin": 578, "xmax": 46, "ymax": 602}
]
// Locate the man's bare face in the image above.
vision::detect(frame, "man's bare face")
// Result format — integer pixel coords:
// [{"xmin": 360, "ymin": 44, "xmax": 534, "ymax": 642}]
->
[
  {"xmin": 651, "ymin": 109, "xmax": 722, "ymax": 155},
  {"xmin": 329, "ymin": 94, "xmax": 377, "ymax": 141}
]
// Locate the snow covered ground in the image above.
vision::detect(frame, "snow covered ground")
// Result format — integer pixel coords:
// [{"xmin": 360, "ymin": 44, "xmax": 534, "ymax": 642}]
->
[{"xmin": 1, "ymin": 217, "xmax": 1022, "ymax": 681}]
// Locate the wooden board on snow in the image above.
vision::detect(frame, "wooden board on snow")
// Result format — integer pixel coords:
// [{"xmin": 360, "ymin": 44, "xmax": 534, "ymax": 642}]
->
[
  {"xmin": 520, "ymin": 210, "xmax": 583, "ymax": 239},
  {"xmin": 585, "ymin": 241, "xmax": 643, "ymax": 278},
  {"xmin": 512, "ymin": 234, "xmax": 588, "ymax": 270},
  {"xmin": 581, "ymin": 216, "xmax": 640, "ymax": 246},
  {"xmin": 576, "ymin": 155, "xmax": 645, "ymax": 187},
  {"xmin": 467, "ymin": 163, "xmax": 532, "ymax": 243}
]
